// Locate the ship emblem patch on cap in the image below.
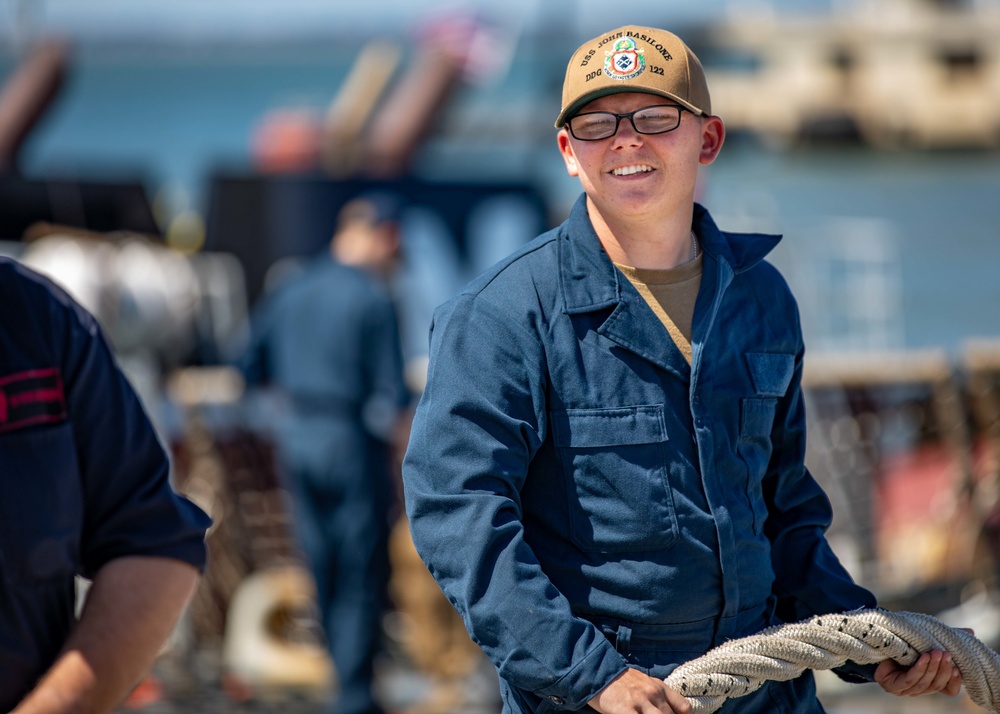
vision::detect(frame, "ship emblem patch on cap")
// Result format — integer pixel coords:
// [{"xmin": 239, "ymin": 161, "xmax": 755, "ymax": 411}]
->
[{"xmin": 604, "ymin": 37, "xmax": 645, "ymax": 81}]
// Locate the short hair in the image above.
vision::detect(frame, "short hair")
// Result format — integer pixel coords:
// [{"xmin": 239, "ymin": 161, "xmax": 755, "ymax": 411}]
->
[{"xmin": 337, "ymin": 192, "xmax": 403, "ymax": 231}]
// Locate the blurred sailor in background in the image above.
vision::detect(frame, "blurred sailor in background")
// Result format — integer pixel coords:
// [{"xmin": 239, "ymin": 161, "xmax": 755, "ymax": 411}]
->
[{"xmin": 239, "ymin": 193, "xmax": 411, "ymax": 714}]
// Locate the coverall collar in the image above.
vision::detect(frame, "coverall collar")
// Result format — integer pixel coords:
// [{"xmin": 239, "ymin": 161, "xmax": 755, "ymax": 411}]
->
[{"xmin": 558, "ymin": 193, "xmax": 782, "ymax": 316}]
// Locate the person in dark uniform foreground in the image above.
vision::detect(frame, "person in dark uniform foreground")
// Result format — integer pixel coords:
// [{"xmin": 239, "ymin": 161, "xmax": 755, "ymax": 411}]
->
[{"xmin": 0, "ymin": 257, "xmax": 210, "ymax": 713}]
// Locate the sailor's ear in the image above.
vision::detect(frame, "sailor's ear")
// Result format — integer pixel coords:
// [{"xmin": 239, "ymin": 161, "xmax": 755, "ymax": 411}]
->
[
  {"xmin": 558, "ymin": 128, "xmax": 579, "ymax": 177},
  {"xmin": 699, "ymin": 115, "xmax": 725, "ymax": 166}
]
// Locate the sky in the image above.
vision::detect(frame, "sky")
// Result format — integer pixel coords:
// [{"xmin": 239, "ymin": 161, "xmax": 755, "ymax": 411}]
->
[{"xmin": 5, "ymin": 0, "xmax": 834, "ymax": 44}]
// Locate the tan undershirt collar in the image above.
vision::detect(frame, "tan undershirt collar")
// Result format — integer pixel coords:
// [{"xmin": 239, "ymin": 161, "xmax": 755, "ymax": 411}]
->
[{"xmin": 615, "ymin": 254, "xmax": 703, "ymax": 365}]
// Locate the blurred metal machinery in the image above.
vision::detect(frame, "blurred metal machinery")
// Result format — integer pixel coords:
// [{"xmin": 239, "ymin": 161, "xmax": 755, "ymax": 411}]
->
[
  {"xmin": 963, "ymin": 341, "xmax": 1000, "ymax": 588},
  {"xmin": 803, "ymin": 347, "xmax": 1000, "ymax": 628},
  {"xmin": 165, "ymin": 368, "xmax": 334, "ymax": 699},
  {"xmin": 166, "ymin": 367, "xmax": 493, "ymax": 710}
]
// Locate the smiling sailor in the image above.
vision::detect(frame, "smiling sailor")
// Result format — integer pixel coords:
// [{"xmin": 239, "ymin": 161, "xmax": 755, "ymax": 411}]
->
[{"xmin": 402, "ymin": 25, "xmax": 964, "ymax": 714}]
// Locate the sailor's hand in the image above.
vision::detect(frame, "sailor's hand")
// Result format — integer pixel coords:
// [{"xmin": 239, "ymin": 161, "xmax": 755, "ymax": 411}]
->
[
  {"xmin": 588, "ymin": 668, "xmax": 691, "ymax": 713},
  {"xmin": 875, "ymin": 650, "xmax": 963, "ymax": 697}
]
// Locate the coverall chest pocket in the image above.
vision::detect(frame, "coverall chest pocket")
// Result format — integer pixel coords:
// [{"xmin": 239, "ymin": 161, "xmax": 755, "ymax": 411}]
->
[
  {"xmin": 738, "ymin": 352, "xmax": 795, "ymax": 534},
  {"xmin": 0, "ymin": 423, "xmax": 83, "ymax": 585},
  {"xmin": 550, "ymin": 405, "xmax": 678, "ymax": 554}
]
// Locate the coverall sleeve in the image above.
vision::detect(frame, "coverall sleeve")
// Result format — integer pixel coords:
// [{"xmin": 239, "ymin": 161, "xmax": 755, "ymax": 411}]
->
[
  {"xmin": 360, "ymin": 293, "xmax": 409, "ymax": 442},
  {"xmin": 402, "ymin": 296, "xmax": 627, "ymax": 710},
  {"xmin": 237, "ymin": 298, "xmax": 274, "ymax": 388},
  {"xmin": 762, "ymin": 312, "xmax": 877, "ymax": 621}
]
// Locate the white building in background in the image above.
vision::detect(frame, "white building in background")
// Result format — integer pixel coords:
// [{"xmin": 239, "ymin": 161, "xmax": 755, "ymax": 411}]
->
[{"xmin": 708, "ymin": 0, "xmax": 1000, "ymax": 148}]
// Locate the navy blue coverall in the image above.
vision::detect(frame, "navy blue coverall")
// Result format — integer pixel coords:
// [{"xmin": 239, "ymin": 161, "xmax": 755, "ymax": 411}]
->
[
  {"xmin": 403, "ymin": 197, "xmax": 877, "ymax": 713},
  {"xmin": 0, "ymin": 258, "xmax": 210, "ymax": 711},
  {"xmin": 241, "ymin": 255, "xmax": 409, "ymax": 714}
]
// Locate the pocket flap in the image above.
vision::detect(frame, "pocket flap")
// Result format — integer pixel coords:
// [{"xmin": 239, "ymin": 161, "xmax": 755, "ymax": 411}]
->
[
  {"xmin": 744, "ymin": 353, "xmax": 794, "ymax": 397},
  {"xmin": 550, "ymin": 405, "xmax": 666, "ymax": 448}
]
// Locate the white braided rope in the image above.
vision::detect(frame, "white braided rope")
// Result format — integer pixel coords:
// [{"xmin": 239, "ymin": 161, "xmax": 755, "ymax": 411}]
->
[{"xmin": 662, "ymin": 608, "xmax": 1000, "ymax": 713}]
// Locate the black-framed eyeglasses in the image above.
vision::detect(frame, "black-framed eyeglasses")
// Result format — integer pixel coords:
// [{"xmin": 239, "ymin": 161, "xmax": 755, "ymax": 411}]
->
[{"xmin": 567, "ymin": 104, "xmax": 695, "ymax": 141}]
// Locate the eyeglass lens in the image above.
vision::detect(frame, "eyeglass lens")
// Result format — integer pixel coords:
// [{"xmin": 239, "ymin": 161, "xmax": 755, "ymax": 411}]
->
[{"xmin": 569, "ymin": 105, "xmax": 683, "ymax": 141}]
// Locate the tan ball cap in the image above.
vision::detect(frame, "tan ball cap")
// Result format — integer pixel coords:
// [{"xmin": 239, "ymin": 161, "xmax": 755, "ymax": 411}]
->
[{"xmin": 555, "ymin": 25, "xmax": 711, "ymax": 128}]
